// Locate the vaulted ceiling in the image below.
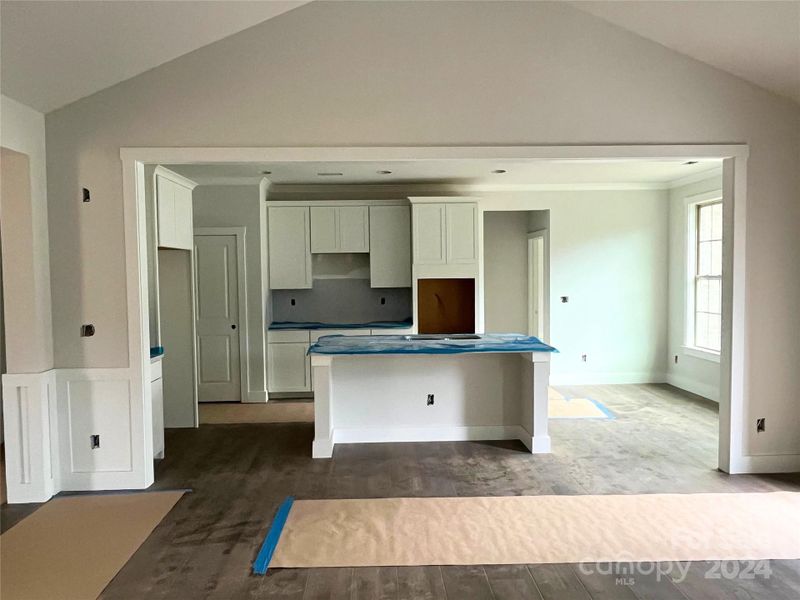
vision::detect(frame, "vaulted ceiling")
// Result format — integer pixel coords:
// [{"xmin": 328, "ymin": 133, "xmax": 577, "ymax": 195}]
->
[
  {"xmin": 571, "ymin": 1, "xmax": 800, "ymax": 104},
  {"xmin": 0, "ymin": 1, "xmax": 308, "ymax": 113},
  {"xmin": 2, "ymin": 1, "xmax": 798, "ymax": 114}
]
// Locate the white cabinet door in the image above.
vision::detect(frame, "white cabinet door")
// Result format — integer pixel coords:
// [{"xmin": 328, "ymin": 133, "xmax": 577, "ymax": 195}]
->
[
  {"xmin": 338, "ymin": 206, "xmax": 369, "ymax": 252},
  {"xmin": 174, "ymin": 184, "xmax": 194, "ymax": 250},
  {"xmin": 413, "ymin": 204, "xmax": 447, "ymax": 265},
  {"xmin": 446, "ymin": 203, "xmax": 478, "ymax": 264},
  {"xmin": 310, "ymin": 206, "xmax": 369, "ymax": 253},
  {"xmin": 156, "ymin": 176, "xmax": 176, "ymax": 248},
  {"xmin": 268, "ymin": 207, "xmax": 312, "ymax": 289},
  {"xmin": 310, "ymin": 206, "xmax": 338, "ymax": 253},
  {"xmin": 151, "ymin": 377, "xmax": 164, "ymax": 458},
  {"xmin": 157, "ymin": 174, "xmax": 193, "ymax": 250},
  {"xmin": 268, "ymin": 343, "xmax": 311, "ymax": 392},
  {"xmin": 370, "ymin": 205, "xmax": 411, "ymax": 287}
]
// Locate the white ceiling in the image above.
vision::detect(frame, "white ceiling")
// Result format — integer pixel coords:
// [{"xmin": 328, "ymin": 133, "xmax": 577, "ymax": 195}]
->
[
  {"xmin": 0, "ymin": 1, "xmax": 307, "ymax": 113},
  {"xmin": 166, "ymin": 159, "xmax": 722, "ymax": 187},
  {"xmin": 571, "ymin": 1, "xmax": 800, "ymax": 105}
]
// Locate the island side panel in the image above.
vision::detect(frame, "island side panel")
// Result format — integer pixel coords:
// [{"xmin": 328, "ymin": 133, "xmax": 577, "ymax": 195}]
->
[
  {"xmin": 325, "ymin": 353, "xmax": 524, "ymax": 446},
  {"xmin": 520, "ymin": 352, "xmax": 552, "ymax": 453},
  {"xmin": 311, "ymin": 354, "xmax": 334, "ymax": 458}
]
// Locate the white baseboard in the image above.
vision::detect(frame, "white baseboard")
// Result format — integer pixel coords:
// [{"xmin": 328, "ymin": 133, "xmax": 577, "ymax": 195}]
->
[
  {"xmin": 332, "ymin": 425, "xmax": 526, "ymax": 445},
  {"xmin": 550, "ymin": 372, "xmax": 665, "ymax": 386},
  {"xmin": 665, "ymin": 373, "xmax": 719, "ymax": 402},
  {"xmin": 728, "ymin": 453, "xmax": 800, "ymax": 475},
  {"xmin": 246, "ymin": 390, "xmax": 268, "ymax": 403}
]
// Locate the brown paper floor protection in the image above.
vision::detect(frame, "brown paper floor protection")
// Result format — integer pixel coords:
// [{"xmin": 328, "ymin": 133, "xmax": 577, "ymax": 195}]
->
[
  {"xmin": 1, "ymin": 491, "xmax": 184, "ymax": 600},
  {"xmin": 270, "ymin": 492, "xmax": 800, "ymax": 568}
]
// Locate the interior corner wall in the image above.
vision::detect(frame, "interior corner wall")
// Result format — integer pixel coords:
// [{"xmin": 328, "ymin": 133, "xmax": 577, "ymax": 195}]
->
[
  {"xmin": 484, "ymin": 189, "xmax": 670, "ymax": 384},
  {"xmin": 193, "ymin": 184, "xmax": 267, "ymax": 400},
  {"xmin": 42, "ymin": 0, "xmax": 800, "ymax": 459},
  {"xmin": 666, "ymin": 174, "xmax": 723, "ymax": 401},
  {"xmin": 0, "ymin": 95, "xmax": 54, "ymax": 373},
  {"xmin": 483, "ymin": 212, "xmax": 529, "ymax": 334}
]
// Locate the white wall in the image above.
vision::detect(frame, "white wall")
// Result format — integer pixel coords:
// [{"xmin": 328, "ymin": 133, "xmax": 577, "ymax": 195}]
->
[
  {"xmin": 483, "ymin": 212, "xmax": 530, "ymax": 334},
  {"xmin": 42, "ymin": 1, "xmax": 800, "ymax": 458},
  {"xmin": 484, "ymin": 190, "xmax": 669, "ymax": 383},
  {"xmin": 0, "ymin": 95, "xmax": 54, "ymax": 373},
  {"xmin": 193, "ymin": 185, "xmax": 267, "ymax": 400},
  {"xmin": 666, "ymin": 174, "xmax": 723, "ymax": 401}
]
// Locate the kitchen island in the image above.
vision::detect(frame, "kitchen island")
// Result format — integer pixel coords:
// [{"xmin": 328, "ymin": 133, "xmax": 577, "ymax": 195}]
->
[{"xmin": 309, "ymin": 334, "xmax": 557, "ymax": 458}]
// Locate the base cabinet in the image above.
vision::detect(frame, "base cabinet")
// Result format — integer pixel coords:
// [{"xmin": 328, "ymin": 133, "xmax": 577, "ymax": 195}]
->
[{"xmin": 268, "ymin": 342, "xmax": 311, "ymax": 392}]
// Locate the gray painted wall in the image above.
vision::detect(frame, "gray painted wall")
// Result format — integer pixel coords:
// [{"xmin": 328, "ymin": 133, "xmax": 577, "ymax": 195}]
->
[{"xmin": 193, "ymin": 184, "xmax": 267, "ymax": 399}]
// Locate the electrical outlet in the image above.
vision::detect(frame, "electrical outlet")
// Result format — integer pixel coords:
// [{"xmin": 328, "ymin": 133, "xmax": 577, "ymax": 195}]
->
[
  {"xmin": 81, "ymin": 324, "xmax": 95, "ymax": 337},
  {"xmin": 581, "ymin": 354, "xmax": 587, "ymax": 362},
  {"xmin": 380, "ymin": 297, "xmax": 386, "ymax": 305},
  {"xmin": 290, "ymin": 298, "xmax": 296, "ymax": 306},
  {"xmin": 90, "ymin": 434, "xmax": 100, "ymax": 449},
  {"xmin": 427, "ymin": 394, "xmax": 435, "ymax": 406},
  {"xmin": 560, "ymin": 296, "xmax": 569, "ymax": 303},
  {"xmin": 82, "ymin": 188, "xmax": 91, "ymax": 203},
  {"xmin": 756, "ymin": 418, "xmax": 765, "ymax": 433}
]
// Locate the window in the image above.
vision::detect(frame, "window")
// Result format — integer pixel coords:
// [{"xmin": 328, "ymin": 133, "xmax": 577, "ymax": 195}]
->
[{"xmin": 692, "ymin": 201, "xmax": 722, "ymax": 352}]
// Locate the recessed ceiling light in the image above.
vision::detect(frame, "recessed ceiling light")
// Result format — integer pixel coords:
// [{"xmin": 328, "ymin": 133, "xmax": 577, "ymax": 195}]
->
[
  {"xmin": 377, "ymin": 170, "xmax": 392, "ymax": 175},
  {"xmin": 683, "ymin": 161, "xmax": 698, "ymax": 165},
  {"xmin": 261, "ymin": 170, "xmax": 272, "ymax": 175},
  {"xmin": 492, "ymin": 169, "xmax": 507, "ymax": 174},
  {"xmin": 317, "ymin": 172, "xmax": 344, "ymax": 176}
]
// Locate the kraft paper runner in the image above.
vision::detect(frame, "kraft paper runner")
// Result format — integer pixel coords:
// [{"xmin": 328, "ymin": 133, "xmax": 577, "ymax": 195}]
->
[
  {"xmin": 270, "ymin": 492, "xmax": 800, "ymax": 568},
  {"xmin": 1, "ymin": 491, "xmax": 184, "ymax": 600}
]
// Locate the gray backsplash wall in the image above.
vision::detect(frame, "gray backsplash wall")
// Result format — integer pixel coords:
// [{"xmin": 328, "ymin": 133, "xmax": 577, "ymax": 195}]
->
[{"xmin": 271, "ymin": 279, "xmax": 412, "ymax": 324}]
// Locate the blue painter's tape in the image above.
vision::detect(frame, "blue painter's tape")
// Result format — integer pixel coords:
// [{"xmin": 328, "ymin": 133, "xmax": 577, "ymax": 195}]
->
[
  {"xmin": 253, "ymin": 496, "xmax": 294, "ymax": 575},
  {"xmin": 588, "ymin": 398, "xmax": 616, "ymax": 419}
]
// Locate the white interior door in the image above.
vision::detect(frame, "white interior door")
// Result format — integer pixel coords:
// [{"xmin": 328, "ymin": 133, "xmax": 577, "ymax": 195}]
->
[
  {"xmin": 195, "ymin": 234, "xmax": 241, "ymax": 402},
  {"xmin": 528, "ymin": 233, "xmax": 546, "ymax": 340}
]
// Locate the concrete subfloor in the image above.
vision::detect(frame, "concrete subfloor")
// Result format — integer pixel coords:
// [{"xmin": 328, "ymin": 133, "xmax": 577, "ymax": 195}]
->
[{"xmin": 3, "ymin": 384, "xmax": 800, "ymax": 599}]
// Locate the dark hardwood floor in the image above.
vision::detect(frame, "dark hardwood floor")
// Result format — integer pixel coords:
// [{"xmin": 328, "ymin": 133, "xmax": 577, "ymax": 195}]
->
[{"xmin": 3, "ymin": 384, "xmax": 800, "ymax": 599}]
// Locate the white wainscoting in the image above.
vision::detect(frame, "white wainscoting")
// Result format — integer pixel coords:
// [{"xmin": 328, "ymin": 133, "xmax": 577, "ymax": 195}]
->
[
  {"xmin": 55, "ymin": 368, "xmax": 151, "ymax": 491},
  {"xmin": 2, "ymin": 370, "xmax": 58, "ymax": 503}
]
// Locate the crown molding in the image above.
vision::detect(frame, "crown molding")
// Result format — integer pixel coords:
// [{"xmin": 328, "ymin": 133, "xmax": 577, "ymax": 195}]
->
[{"xmin": 668, "ymin": 167, "xmax": 723, "ymax": 190}]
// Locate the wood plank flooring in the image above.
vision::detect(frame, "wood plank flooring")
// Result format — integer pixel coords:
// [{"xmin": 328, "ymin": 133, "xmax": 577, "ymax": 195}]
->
[{"xmin": 3, "ymin": 384, "xmax": 800, "ymax": 599}]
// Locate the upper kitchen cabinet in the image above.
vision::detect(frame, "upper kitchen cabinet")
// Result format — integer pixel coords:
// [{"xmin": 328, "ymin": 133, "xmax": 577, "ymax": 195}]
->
[
  {"xmin": 412, "ymin": 202, "xmax": 478, "ymax": 266},
  {"xmin": 311, "ymin": 205, "xmax": 369, "ymax": 253},
  {"xmin": 156, "ymin": 167, "xmax": 196, "ymax": 250},
  {"xmin": 268, "ymin": 206, "xmax": 312, "ymax": 289},
  {"xmin": 369, "ymin": 205, "xmax": 411, "ymax": 288}
]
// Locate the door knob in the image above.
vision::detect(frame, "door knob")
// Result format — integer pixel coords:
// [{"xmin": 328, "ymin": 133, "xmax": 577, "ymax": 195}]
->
[{"xmin": 231, "ymin": 324, "xmax": 237, "ymax": 330}]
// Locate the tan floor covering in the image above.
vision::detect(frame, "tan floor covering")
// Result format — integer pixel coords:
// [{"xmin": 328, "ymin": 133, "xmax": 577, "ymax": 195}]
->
[
  {"xmin": 1, "ymin": 491, "xmax": 184, "ymax": 600},
  {"xmin": 199, "ymin": 401, "xmax": 313, "ymax": 424},
  {"xmin": 271, "ymin": 492, "xmax": 800, "ymax": 568}
]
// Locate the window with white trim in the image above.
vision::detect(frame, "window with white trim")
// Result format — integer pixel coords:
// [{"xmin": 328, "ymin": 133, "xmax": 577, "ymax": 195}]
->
[{"xmin": 692, "ymin": 201, "xmax": 723, "ymax": 352}]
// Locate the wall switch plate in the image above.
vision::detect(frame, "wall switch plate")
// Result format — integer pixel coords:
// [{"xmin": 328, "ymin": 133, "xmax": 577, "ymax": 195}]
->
[
  {"xmin": 560, "ymin": 296, "xmax": 569, "ymax": 303},
  {"xmin": 581, "ymin": 354, "xmax": 587, "ymax": 362},
  {"xmin": 90, "ymin": 434, "xmax": 100, "ymax": 449},
  {"xmin": 756, "ymin": 418, "xmax": 766, "ymax": 433},
  {"xmin": 427, "ymin": 394, "xmax": 435, "ymax": 406},
  {"xmin": 81, "ymin": 324, "xmax": 95, "ymax": 337},
  {"xmin": 82, "ymin": 188, "xmax": 91, "ymax": 202},
  {"xmin": 674, "ymin": 355, "xmax": 679, "ymax": 364}
]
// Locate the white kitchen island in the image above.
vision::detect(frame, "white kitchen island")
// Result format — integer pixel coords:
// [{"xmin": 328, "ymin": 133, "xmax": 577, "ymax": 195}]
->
[{"xmin": 309, "ymin": 334, "xmax": 557, "ymax": 458}]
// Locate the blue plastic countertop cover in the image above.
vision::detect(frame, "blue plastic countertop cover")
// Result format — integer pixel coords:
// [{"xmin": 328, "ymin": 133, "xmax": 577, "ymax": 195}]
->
[
  {"xmin": 269, "ymin": 319, "xmax": 413, "ymax": 331},
  {"xmin": 308, "ymin": 333, "xmax": 558, "ymax": 356}
]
